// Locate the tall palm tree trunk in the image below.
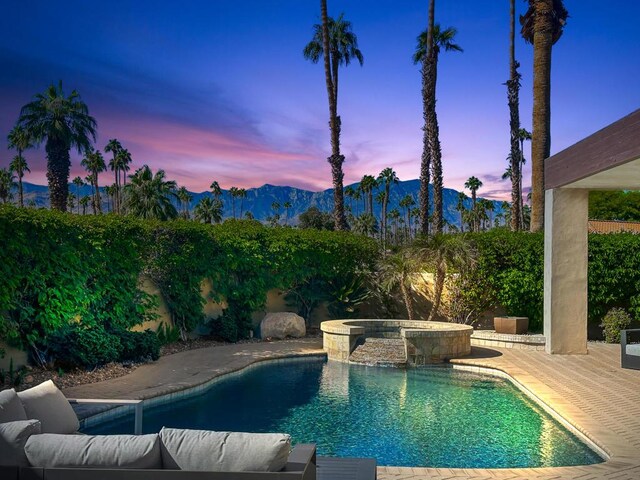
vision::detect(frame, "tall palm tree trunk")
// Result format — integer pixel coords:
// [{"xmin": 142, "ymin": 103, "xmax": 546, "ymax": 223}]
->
[
  {"xmin": 46, "ymin": 140, "xmax": 70, "ymax": 212},
  {"xmin": 400, "ymin": 282, "xmax": 415, "ymax": 320},
  {"xmin": 419, "ymin": 60, "xmax": 431, "ymax": 237},
  {"xmin": 17, "ymin": 170, "xmax": 24, "ymax": 208},
  {"xmin": 530, "ymin": 0, "xmax": 553, "ymax": 232},
  {"xmin": 321, "ymin": 0, "xmax": 348, "ymax": 231},
  {"xmin": 95, "ymin": 176, "xmax": 102, "ymax": 213},
  {"xmin": 508, "ymin": 0, "xmax": 522, "ymax": 231},
  {"xmin": 519, "ymin": 137, "xmax": 526, "ymax": 227}
]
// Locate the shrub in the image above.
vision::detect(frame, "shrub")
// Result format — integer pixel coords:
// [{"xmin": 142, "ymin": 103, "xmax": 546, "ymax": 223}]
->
[
  {"xmin": 156, "ymin": 322, "xmax": 181, "ymax": 345},
  {"xmin": 449, "ymin": 230, "xmax": 640, "ymax": 333},
  {"xmin": 0, "ymin": 206, "xmax": 377, "ymax": 357},
  {"xmin": 600, "ymin": 308, "xmax": 632, "ymax": 343},
  {"xmin": 47, "ymin": 324, "xmax": 122, "ymax": 368},
  {"xmin": 118, "ymin": 329, "xmax": 161, "ymax": 362}
]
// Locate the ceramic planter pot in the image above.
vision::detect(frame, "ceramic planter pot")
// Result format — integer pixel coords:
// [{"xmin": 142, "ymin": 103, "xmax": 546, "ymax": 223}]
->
[{"xmin": 494, "ymin": 316, "xmax": 529, "ymax": 335}]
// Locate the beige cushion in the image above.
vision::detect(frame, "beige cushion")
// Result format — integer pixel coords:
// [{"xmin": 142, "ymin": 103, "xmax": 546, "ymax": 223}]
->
[
  {"xmin": 0, "ymin": 389, "xmax": 28, "ymax": 423},
  {"xmin": 0, "ymin": 420, "xmax": 41, "ymax": 467},
  {"xmin": 160, "ymin": 428, "xmax": 291, "ymax": 472},
  {"xmin": 25, "ymin": 433, "xmax": 162, "ymax": 469},
  {"xmin": 626, "ymin": 343, "xmax": 640, "ymax": 356},
  {"xmin": 17, "ymin": 380, "xmax": 79, "ymax": 434}
]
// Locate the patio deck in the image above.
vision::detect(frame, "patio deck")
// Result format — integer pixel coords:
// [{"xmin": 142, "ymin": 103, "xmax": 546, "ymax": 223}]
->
[{"xmin": 63, "ymin": 339, "xmax": 640, "ymax": 480}]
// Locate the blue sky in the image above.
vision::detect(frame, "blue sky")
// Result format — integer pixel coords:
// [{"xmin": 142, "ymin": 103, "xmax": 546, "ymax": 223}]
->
[{"xmin": 1, "ymin": 0, "xmax": 638, "ymax": 198}]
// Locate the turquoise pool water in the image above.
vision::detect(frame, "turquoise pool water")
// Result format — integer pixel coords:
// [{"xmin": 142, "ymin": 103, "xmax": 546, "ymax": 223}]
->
[{"xmin": 86, "ymin": 358, "xmax": 602, "ymax": 468}]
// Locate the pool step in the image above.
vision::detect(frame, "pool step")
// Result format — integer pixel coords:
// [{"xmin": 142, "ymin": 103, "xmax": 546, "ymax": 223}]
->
[{"xmin": 349, "ymin": 338, "xmax": 407, "ymax": 367}]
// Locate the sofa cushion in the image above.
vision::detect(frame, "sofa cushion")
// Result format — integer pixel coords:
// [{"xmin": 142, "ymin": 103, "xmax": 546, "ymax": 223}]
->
[
  {"xmin": 17, "ymin": 380, "xmax": 79, "ymax": 434},
  {"xmin": 160, "ymin": 428, "xmax": 291, "ymax": 472},
  {"xmin": 25, "ymin": 433, "xmax": 162, "ymax": 469},
  {"xmin": 0, "ymin": 420, "xmax": 41, "ymax": 467},
  {"xmin": 0, "ymin": 389, "xmax": 28, "ymax": 424},
  {"xmin": 626, "ymin": 343, "xmax": 640, "ymax": 357}
]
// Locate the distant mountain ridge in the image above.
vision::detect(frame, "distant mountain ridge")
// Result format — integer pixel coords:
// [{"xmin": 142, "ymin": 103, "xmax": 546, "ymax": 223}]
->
[{"xmin": 19, "ymin": 180, "xmax": 504, "ymax": 226}]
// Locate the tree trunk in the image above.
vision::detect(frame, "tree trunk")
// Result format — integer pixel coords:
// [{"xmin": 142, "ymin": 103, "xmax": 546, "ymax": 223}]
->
[
  {"xmin": 427, "ymin": 264, "xmax": 445, "ymax": 322},
  {"xmin": 320, "ymin": 0, "xmax": 348, "ymax": 231},
  {"xmin": 18, "ymin": 172, "xmax": 24, "ymax": 208},
  {"xmin": 419, "ymin": 61, "xmax": 431, "ymax": 237},
  {"xmin": 508, "ymin": 0, "xmax": 522, "ymax": 232},
  {"xmin": 45, "ymin": 139, "xmax": 70, "ymax": 212},
  {"xmin": 400, "ymin": 282, "xmax": 415, "ymax": 320},
  {"xmin": 519, "ymin": 138, "xmax": 526, "ymax": 227},
  {"xmin": 95, "ymin": 174, "xmax": 102, "ymax": 214},
  {"xmin": 530, "ymin": 0, "xmax": 553, "ymax": 232}
]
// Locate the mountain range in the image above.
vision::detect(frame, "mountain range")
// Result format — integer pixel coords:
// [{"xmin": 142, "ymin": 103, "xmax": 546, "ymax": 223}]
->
[{"xmin": 18, "ymin": 180, "xmax": 505, "ymax": 226}]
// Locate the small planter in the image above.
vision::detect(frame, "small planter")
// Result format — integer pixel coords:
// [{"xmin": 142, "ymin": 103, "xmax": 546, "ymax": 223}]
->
[{"xmin": 494, "ymin": 316, "xmax": 529, "ymax": 335}]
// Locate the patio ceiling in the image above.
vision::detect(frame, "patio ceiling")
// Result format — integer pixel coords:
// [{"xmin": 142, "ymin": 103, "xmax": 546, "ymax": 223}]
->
[{"xmin": 545, "ymin": 108, "xmax": 640, "ymax": 190}]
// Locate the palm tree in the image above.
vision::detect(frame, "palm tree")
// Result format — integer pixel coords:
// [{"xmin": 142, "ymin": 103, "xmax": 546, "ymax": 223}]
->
[
  {"xmin": 518, "ymin": 127, "xmax": 532, "ymax": 228},
  {"xmin": 388, "ymin": 208, "xmax": 401, "ymax": 240},
  {"xmin": 378, "ymin": 249, "xmax": 418, "ymax": 320},
  {"xmin": 210, "ymin": 180, "xmax": 224, "ymax": 218},
  {"xmin": 521, "ymin": 0, "xmax": 568, "ymax": 232},
  {"xmin": 228, "ymin": 186, "xmax": 239, "ymax": 218},
  {"xmin": 283, "ymin": 201, "xmax": 292, "ymax": 225},
  {"xmin": 344, "ymin": 186, "xmax": 355, "ymax": 213},
  {"xmin": 352, "ymin": 186, "xmax": 363, "ymax": 216},
  {"xmin": 72, "ymin": 176, "xmax": 84, "ymax": 214},
  {"xmin": 104, "ymin": 139, "xmax": 123, "ymax": 213},
  {"xmin": 506, "ymin": 0, "xmax": 523, "ymax": 232},
  {"xmin": 399, "ymin": 194, "xmax": 416, "ymax": 240},
  {"xmin": 81, "ymin": 149, "xmax": 106, "ymax": 214},
  {"xmin": 353, "ymin": 213, "xmax": 378, "ymax": 237},
  {"xmin": 464, "ymin": 176, "xmax": 483, "ymax": 232},
  {"xmin": 9, "ymin": 155, "xmax": 30, "ymax": 208},
  {"xmin": 304, "ymin": 6, "xmax": 363, "ymax": 231},
  {"xmin": 237, "ymin": 188, "xmax": 247, "ymax": 218},
  {"xmin": 455, "ymin": 191, "xmax": 467, "ymax": 232},
  {"xmin": 176, "ymin": 186, "xmax": 192, "ymax": 219},
  {"xmin": 67, "ymin": 193, "xmax": 76, "ymax": 212},
  {"xmin": 104, "ymin": 184, "xmax": 115, "ymax": 212},
  {"xmin": 0, "ymin": 168, "xmax": 15, "ymax": 203},
  {"xmin": 7, "ymin": 125, "xmax": 33, "ymax": 207},
  {"xmin": 123, "ymin": 165, "xmax": 178, "ymax": 220},
  {"xmin": 79, "ymin": 196, "xmax": 90, "ymax": 215},
  {"xmin": 414, "ymin": 234, "xmax": 477, "ymax": 321},
  {"xmin": 17, "ymin": 81, "xmax": 96, "ymax": 211},
  {"xmin": 414, "ymin": 22, "xmax": 462, "ymax": 234},
  {"xmin": 359, "ymin": 175, "xmax": 377, "ymax": 215},
  {"xmin": 210, "ymin": 181, "xmax": 222, "ymax": 198},
  {"xmin": 194, "ymin": 197, "xmax": 223, "ymax": 224},
  {"xmin": 377, "ymin": 167, "xmax": 399, "ymax": 247}
]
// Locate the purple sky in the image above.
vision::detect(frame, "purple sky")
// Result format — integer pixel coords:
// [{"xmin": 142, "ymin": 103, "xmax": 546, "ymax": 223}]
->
[{"xmin": 1, "ymin": 1, "xmax": 639, "ymax": 199}]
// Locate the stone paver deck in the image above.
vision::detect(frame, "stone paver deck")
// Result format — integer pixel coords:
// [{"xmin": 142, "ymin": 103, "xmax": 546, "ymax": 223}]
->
[{"xmin": 65, "ymin": 340, "xmax": 640, "ymax": 480}]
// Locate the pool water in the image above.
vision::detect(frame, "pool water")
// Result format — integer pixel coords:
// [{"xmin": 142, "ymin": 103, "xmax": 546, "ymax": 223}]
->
[{"xmin": 86, "ymin": 358, "xmax": 602, "ymax": 468}]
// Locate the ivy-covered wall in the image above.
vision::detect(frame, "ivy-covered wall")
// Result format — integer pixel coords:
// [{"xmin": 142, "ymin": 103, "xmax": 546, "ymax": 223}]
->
[{"xmin": 0, "ymin": 206, "xmax": 378, "ymax": 366}]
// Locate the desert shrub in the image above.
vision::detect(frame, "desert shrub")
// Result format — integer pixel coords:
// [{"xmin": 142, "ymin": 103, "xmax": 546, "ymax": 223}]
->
[
  {"xmin": 600, "ymin": 308, "xmax": 632, "ymax": 343},
  {"xmin": 47, "ymin": 324, "xmax": 122, "ymax": 368},
  {"xmin": 118, "ymin": 329, "xmax": 161, "ymax": 362}
]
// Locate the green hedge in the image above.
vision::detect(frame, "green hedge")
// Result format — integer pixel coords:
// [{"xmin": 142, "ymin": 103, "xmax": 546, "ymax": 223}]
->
[
  {"xmin": 459, "ymin": 229, "xmax": 640, "ymax": 331},
  {"xmin": 0, "ymin": 207, "xmax": 378, "ymax": 363}
]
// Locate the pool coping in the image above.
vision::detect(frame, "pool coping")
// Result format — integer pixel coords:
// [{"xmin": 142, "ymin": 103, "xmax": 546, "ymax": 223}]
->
[
  {"xmin": 75, "ymin": 342, "xmax": 637, "ymax": 479},
  {"xmin": 79, "ymin": 351, "xmax": 327, "ymax": 430}
]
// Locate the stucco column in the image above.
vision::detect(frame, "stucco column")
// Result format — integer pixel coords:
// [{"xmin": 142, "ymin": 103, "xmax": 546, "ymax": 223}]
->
[{"xmin": 544, "ymin": 188, "xmax": 589, "ymax": 354}]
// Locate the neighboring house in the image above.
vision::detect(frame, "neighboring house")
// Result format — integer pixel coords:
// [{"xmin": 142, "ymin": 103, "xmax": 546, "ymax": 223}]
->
[{"xmin": 588, "ymin": 219, "xmax": 640, "ymax": 234}]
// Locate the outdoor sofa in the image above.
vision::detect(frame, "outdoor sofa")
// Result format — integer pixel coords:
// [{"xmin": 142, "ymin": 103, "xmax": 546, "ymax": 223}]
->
[
  {"xmin": 621, "ymin": 328, "xmax": 640, "ymax": 370},
  {"xmin": 0, "ymin": 380, "xmax": 316, "ymax": 480}
]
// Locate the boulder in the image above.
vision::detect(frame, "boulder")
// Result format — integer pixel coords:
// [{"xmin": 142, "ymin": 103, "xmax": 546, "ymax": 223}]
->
[{"xmin": 260, "ymin": 313, "xmax": 306, "ymax": 340}]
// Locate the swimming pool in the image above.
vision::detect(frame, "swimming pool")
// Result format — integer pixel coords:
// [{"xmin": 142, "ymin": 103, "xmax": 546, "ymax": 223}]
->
[{"xmin": 86, "ymin": 358, "xmax": 602, "ymax": 468}]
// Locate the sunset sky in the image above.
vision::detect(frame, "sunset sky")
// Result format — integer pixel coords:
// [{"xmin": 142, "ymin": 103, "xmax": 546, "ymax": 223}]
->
[{"xmin": 1, "ymin": 1, "xmax": 639, "ymax": 199}]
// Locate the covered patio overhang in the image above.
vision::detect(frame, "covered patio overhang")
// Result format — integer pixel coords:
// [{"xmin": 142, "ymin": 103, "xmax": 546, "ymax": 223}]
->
[{"xmin": 544, "ymin": 108, "xmax": 640, "ymax": 354}]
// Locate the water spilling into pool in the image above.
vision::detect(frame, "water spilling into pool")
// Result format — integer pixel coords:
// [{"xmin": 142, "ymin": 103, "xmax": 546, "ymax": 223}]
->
[{"xmin": 86, "ymin": 358, "xmax": 602, "ymax": 468}]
